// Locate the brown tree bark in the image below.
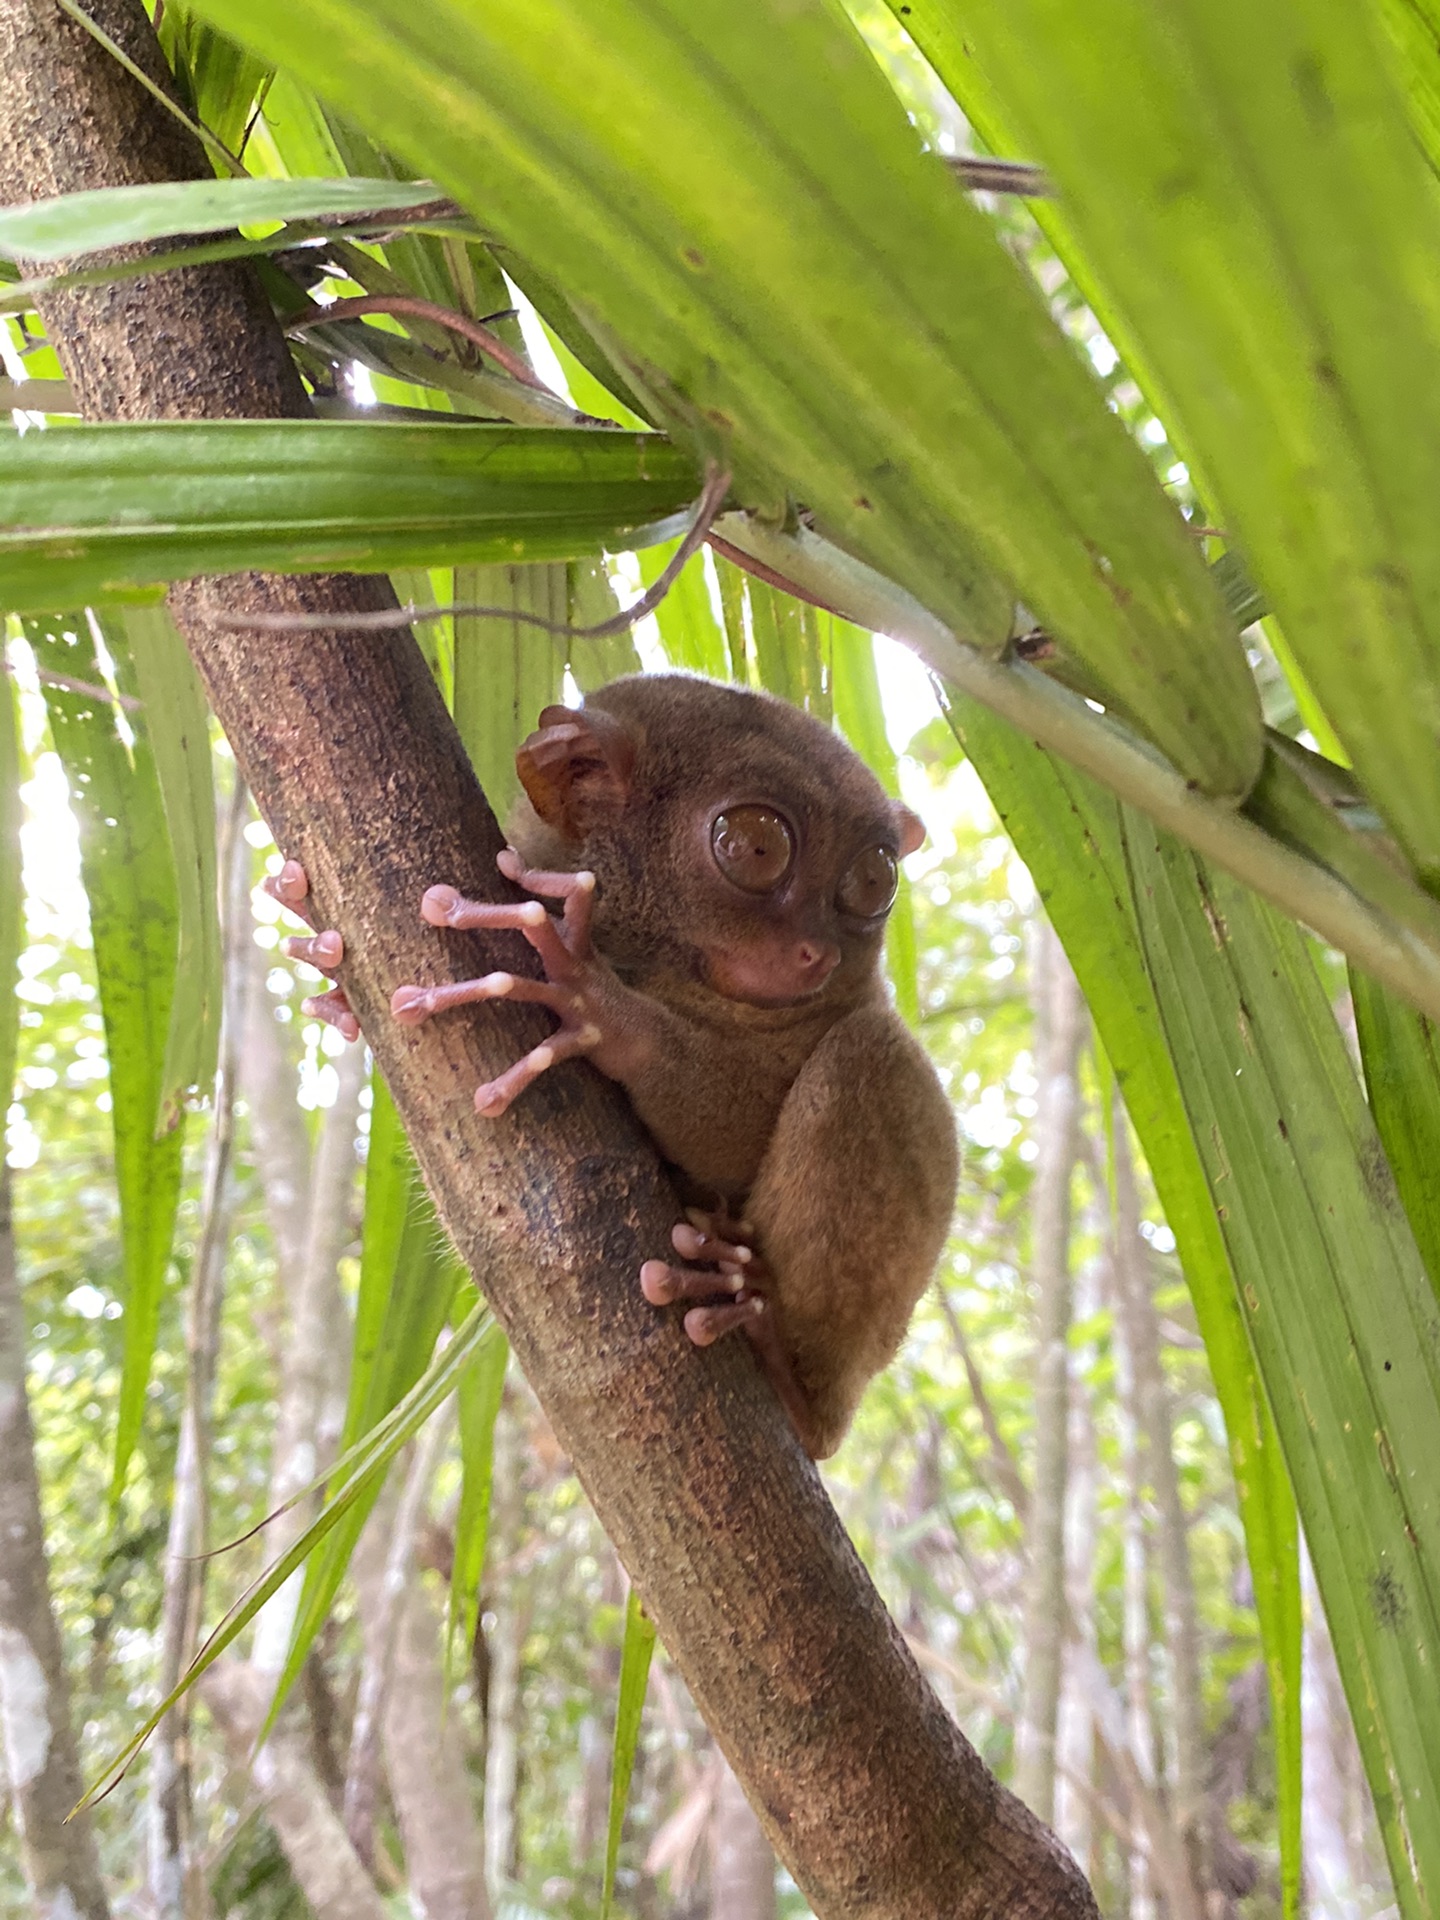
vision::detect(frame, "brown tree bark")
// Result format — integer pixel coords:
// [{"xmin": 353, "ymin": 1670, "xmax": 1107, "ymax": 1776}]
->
[
  {"xmin": 0, "ymin": 6, "xmax": 1099, "ymax": 1912},
  {"xmin": 0, "ymin": 1169, "xmax": 112, "ymax": 1920}
]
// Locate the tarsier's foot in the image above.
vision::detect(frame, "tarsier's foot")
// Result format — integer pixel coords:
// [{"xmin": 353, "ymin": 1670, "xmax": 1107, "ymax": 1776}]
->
[
  {"xmin": 642, "ymin": 1212, "xmax": 821, "ymax": 1454},
  {"xmin": 264, "ymin": 860, "xmax": 361, "ymax": 1042},
  {"xmin": 391, "ymin": 848, "xmax": 606, "ymax": 1117},
  {"xmin": 640, "ymin": 1214, "xmax": 767, "ymax": 1343}
]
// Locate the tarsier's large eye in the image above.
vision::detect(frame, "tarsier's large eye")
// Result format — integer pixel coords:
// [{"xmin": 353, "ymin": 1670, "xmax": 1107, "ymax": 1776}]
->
[
  {"xmin": 711, "ymin": 806, "xmax": 796, "ymax": 893},
  {"xmin": 836, "ymin": 846, "xmax": 898, "ymax": 918}
]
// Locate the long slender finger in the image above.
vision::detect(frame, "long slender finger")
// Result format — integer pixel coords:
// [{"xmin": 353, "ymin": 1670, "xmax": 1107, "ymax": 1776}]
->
[
  {"xmin": 301, "ymin": 987, "xmax": 361, "ymax": 1044},
  {"xmin": 497, "ymin": 849, "xmax": 597, "ymax": 946},
  {"xmin": 670, "ymin": 1223, "xmax": 753, "ymax": 1269},
  {"xmin": 265, "ymin": 858, "xmax": 311, "ymax": 910},
  {"xmin": 421, "ymin": 887, "xmax": 573, "ymax": 975},
  {"xmin": 495, "ymin": 848, "xmax": 592, "ymax": 899},
  {"xmin": 391, "ymin": 971, "xmax": 576, "ymax": 1027},
  {"xmin": 640, "ymin": 1260, "xmax": 748, "ymax": 1306},
  {"xmin": 283, "ymin": 929, "xmax": 344, "ymax": 974},
  {"xmin": 473, "ymin": 1020, "xmax": 601, "ymax": 1117},
  {"xmin": 683, "ymin": 1208, "xmax": 759, "ymax": 1243},
  {"xmin": 684, "ymin": 1297, "xmax": 767, "ymax": 1346}
]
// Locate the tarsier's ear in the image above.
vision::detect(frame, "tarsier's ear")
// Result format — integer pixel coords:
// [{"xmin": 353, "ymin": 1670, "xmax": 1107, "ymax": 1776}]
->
[
  {"xmin": 895, "ymin": 804, "xmax": 926, "ymax": 859},
  {"xmin": 516, "ymin": 703, "xmax": 637, "ymax": 841}
]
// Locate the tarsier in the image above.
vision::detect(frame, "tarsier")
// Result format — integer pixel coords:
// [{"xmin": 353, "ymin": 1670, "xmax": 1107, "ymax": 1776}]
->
[{"xmin": 274, "ymin": 674, "xmax": 957, "ymax": 1458}]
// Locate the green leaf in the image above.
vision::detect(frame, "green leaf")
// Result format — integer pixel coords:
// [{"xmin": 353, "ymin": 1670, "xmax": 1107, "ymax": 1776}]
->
[
  {"xmin": 1128, "ymin": 835, "xmax": 1440, "ymax": 1913},
  {"xmin": 602, "ymin": 1586, "xmax": 657, "ymax": 1920},
  {"xmin": 830, "ymin": 620, "xmax": 920, "ymax": 1025},
  {"xmin": 935, "ymin": 0, "xmax": 1440, "ymax": 891},
  {"xmin": 714, "ymin": 553, "xmax": 749, "ymax": 684},
  {"xmin": 946, "ymin": 693, "xmax": 1303, "ymax": 1913},
  {"xmin": 449, "ymin": 1328, "xmax": 509, "ymax": 1679},
  {"xmin": 29, "ymin": 614, "xmax": 185, "ymax": 1508},
  {"xmin": 1352, "ymin": 969, "xmax": 1440, "ymax": 1297},
  {"xmin": 157, "ymin": 4, "xmax": 274, "ymax": 155},
  {"xmin": 1375, "ymin": 0, "xmax": 1440, "ymax": 185},
  {"xmin": 748, "ymin": 582, "xmax": 831, "ymax": 723},
  {"xmin": 252, "ymin": 69, "xmax": 347, "ymax": 179},
  {"xmin": 638, "ymin": 541, "xmax": 730, "ymax": 681},
  {"xmin": 451, "ymin": 564, "xmax": 568, "ymax": 818},
  {"xmin": 0, "ymin": 666, "xmax": 20, "ymax": 1110},
  {"xmin": 0, "ymin": 175, "xmax": 441, "ymax": 261},
  {"xmin": 0, "ymin": 421, "xmax": 701, "ymax": 612},
  {"xmin": 507, "ymin": 253, "xmax": 657, "ymax": 428},
  {"xmin": 567, "ymin": 561, "xmax": 641, "ymax": 690},
  {"xmin": 113, "ymin": 607, "xmax": 221, "ymax": 1125},
  {"xmin": 184, "ymin": 0, "xmax": 1264, "ymax": 802}
]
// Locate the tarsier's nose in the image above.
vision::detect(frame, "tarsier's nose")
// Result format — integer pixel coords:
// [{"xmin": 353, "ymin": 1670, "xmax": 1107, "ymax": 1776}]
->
[{"xmin": 795, "ymin": 939, "xmax": 841, "ymax": 983}]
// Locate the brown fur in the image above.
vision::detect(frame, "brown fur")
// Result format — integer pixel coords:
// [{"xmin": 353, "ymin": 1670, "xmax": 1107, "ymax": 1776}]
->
[{"xmin": 510, "ymin": 674, "xmax": 958, "ymax": 1456}]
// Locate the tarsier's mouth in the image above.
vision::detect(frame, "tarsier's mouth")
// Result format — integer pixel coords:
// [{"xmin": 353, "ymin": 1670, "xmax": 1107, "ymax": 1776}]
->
[{"xmin": 700, "ymin": 947, "xmax": 841, "ymax": 1009}]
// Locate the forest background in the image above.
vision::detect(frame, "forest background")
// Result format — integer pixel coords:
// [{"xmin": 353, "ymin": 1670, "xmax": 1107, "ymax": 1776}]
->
[{"xmin": 0, "ymin": 0, "xmax": 1429, "ymax": 1916}]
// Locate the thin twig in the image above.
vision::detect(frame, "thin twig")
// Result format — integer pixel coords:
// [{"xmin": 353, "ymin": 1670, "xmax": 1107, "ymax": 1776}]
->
[
  {"xmin": 286, "ymin": 293, "xmax": 555, "ymax": 398},
  {"xmin": 706, "ymin": 530, "xmax": 844, "ymax": 615},
  {"xmin": 1, "ymin": 653, "xmax": 143, "ymax": 711},
  {"xmin": 210, "ymin": 462, "xmax": 733, "ymax": 638}
]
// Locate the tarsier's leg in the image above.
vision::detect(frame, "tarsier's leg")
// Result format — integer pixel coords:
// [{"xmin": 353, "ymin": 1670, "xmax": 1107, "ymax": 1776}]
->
[{"xmin": 641, "ymin": 1009, "xmax": 955, "ymax": 1460}]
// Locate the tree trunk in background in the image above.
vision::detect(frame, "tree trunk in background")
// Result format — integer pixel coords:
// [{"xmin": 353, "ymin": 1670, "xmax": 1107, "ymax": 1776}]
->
[
  {"xmin": 1110, "ymin": 1187, "xmax": 1159, "ymax": 1920},
  {"xmin": 385, "ymin": 1575, "xmax": 493, "ymax": 1920},
  {"xmin": 241, "ymin": 938, "xmax": 313, "ymax": 1281},
  {"xmin": 202, "ymin": 1663, "xmax": 388, "ymax": 1920},
  {"xmin": 346, "ymin": 1407, "xmax": 456, "ymax": 1866},
  {"xmin": 149, "ymin": 781, "xmax": 249, "ymax": 1920},
  {"xmin": 0, "ymin": 1169, "xmax": 111, "ymax": 1920},
  {"xmin": 0, "ymin": 6, "xmax": 1102, "ymax": 1910},
  {"xmin": 1301, "ymin": 1550, "xmax": 1371, "ymax": 1915},
  {"xmin": 1110, "ymin": 1103, "xmax": 1208, "ymax": 1907},
  {"xmin": 709, "ymin": 1758, "xmax": 778, "ymax": 1920},
  {"xmin": 1054, "ymin": 1232, "xmax": 1101, "ymax": 1874},
  {"xmin": 1205, "ymin": 1661, "xmax": 1264, "ymax": 1916},
  {"xmin": 484, "ymin": 1401, "xmax": 527, "ymax": 1900},
  {"xmin": 250, "ymin": 1041, "xmax": 365, "ymax": 1677},
  {"xmin": 1014, "ymin": 925, "xmax": 1085, "ymax": 1820},
  {"xmin": 352, "ymin": 1466, "xmax": 493, "ymax": 1920},
  {"xmin": 575, "ymin": 1553, "xmax": 624, "ymax": 1874}
]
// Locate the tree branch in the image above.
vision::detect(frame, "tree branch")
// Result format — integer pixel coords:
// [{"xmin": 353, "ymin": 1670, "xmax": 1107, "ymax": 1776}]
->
[{"xmin": 0, "ymin": 3, "xmax": 1098, "ymax": 1911}]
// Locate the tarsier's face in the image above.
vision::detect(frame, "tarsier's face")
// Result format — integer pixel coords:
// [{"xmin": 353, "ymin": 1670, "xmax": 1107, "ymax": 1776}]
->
[
  {"xmin": 678, "ymin": 780, "xmax": 922, "ymax": 1008},
  {"xmin": 514, "ymin": 675, "xmax": 924, "ymax": 1008}
]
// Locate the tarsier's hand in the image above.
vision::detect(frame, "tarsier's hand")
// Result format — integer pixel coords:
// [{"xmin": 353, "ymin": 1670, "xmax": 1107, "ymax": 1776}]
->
[
  {"xmin": 391, "ymin": 848, "xmax": 612, "ymax": 1117},
  {"xmin": 264, "ymin": 860, "xmax": 361, "ymax": 1043}
]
